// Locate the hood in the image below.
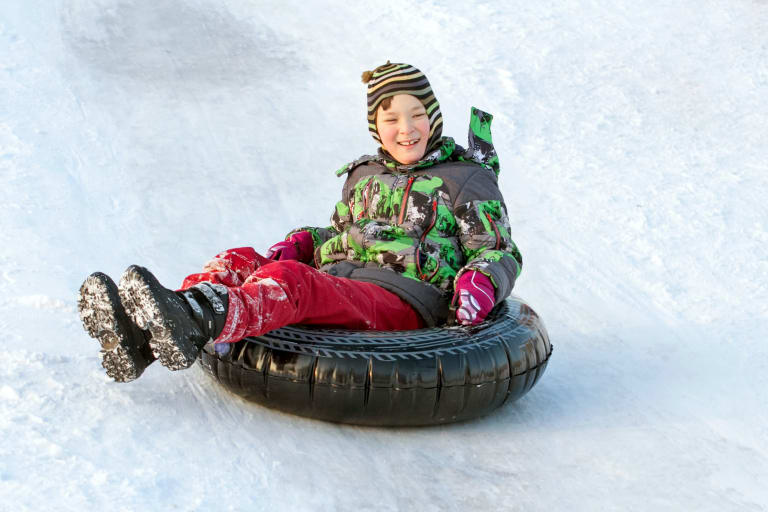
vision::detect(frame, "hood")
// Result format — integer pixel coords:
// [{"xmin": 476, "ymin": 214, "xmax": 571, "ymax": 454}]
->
[{"xmin": 337, "ymin": 107, "xmax": 499, "ymax": 177}]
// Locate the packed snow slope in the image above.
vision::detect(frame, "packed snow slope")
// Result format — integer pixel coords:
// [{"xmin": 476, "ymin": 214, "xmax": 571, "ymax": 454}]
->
[{"xmin": 1, "ymin": 1, "xmax": 767, "ymax": 510}]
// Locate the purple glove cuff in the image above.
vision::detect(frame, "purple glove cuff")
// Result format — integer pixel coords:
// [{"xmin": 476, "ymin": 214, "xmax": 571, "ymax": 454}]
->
[{"xmin": 453, "ymin": 270, "xmax": 495, "ymax": 326}]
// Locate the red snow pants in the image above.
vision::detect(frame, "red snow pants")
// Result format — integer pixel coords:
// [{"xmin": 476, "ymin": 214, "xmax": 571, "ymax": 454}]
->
[{"xmin": 180, "ymin": 247, "xmax": 425, "ymax": 344}]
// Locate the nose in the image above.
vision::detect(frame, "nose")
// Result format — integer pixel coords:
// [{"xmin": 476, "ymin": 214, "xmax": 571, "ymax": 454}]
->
[{"xmin": 398, "ymin": 117, "xmax": 415, "ymax": 134}]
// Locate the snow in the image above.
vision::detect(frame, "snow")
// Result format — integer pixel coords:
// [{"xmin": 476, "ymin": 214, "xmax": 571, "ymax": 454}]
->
[{"xmin": 1, "ymin": 0, "xmax": 767, "ymax": 510}]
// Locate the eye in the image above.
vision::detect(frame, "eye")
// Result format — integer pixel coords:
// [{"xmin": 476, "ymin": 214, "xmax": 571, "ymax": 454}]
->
[{"xmin": 413, "ymin": 112, "xmax": 426, "ymax": 118}]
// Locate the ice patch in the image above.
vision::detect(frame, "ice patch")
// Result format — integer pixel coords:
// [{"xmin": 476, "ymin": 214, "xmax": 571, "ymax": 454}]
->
[
  {"xmin": 16, "ymin": 295, "xmax": 75, "ymax": 312},
  {"xmin": 202, "ymin": 257, "xmax": 228, "ymax": 272},
  {"xmin": 257, "ymin": 277, "xmax": 288, "ymax": 301},
  {"xmin": 0, "ymin": 350, "xmax": 46, "ymax": 377},
  {"xmin": 0, "ymin": 386, "xmax": 19, "ymax": 401},
  {"xmin": 90, "ymin": 471, "xmax": 108, "ymax": 486},
  {"xmin": 0, "ymin": 123, "xmax": 31, "ymax": 166}
]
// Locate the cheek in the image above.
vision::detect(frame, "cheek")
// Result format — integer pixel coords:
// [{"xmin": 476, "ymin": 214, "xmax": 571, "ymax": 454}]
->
[
  {"xmin": 376, "ymin": 123, "xmax": 397, "ymax": 143},
  {"xmin": 416, "ymin": 118, "xmax": 431, "ymax": 137}
]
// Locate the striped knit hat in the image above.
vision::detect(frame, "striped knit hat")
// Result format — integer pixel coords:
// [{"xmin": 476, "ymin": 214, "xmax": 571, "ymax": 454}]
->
[{"xmin": 361, "ymin": 61, "xmax": 443, "ymax": 155}]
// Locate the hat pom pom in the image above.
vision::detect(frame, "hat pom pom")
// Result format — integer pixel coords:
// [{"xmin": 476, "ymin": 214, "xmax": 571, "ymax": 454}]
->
[{"xmin": 361, "ymin": 70, "xmax": 373, "ymax": 83}]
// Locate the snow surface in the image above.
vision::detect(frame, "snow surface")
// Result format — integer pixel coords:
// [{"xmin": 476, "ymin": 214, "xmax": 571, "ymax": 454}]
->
[{"xmin": 1, "ymin": 0, "xmax": 767, "ymax": 510}]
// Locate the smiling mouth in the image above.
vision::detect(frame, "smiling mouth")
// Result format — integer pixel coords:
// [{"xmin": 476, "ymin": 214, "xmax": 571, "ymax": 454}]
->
[{"xmin": 397, "ymin": 139, "xmax": 420, "ymax": 147}]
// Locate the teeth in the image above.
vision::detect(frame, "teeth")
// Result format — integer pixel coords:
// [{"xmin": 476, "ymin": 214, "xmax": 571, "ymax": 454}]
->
[{"xmin": 398, "ymin": 140, "xmax": 419, "ymax": 146}]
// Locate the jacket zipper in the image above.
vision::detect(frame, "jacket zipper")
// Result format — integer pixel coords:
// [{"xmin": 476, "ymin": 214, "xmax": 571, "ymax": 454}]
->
[
  {"xmin": 397, "ymin": 176, "xmax": 415, "ymax": 225},
  {"xmin": 486, "ymin": 212, "xmax": 501, "ymax": 250}
]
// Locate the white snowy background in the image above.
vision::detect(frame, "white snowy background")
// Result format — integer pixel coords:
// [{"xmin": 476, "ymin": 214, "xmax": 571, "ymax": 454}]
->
[{"xmin": 1, "ymin": 0, "xmax": 767, "ymax": 510}]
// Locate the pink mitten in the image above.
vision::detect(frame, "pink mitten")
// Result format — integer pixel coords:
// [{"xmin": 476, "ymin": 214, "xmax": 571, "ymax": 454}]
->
[
  {"xmin": 265, "ymin": 231, "xmax": 314, "ymax": 263},
  {"xmin": 453, "ymin": 271, "xmax": 495, "ymax": 325}
]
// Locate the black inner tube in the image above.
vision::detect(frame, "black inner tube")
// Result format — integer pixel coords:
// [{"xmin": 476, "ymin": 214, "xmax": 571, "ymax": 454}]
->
[{"xmin": 199, "ymin": 296, "xmax": 552, "ymax": 426}]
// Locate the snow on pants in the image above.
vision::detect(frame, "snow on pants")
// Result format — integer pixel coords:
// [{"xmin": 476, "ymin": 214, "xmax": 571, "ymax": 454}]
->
[{"xmin": 180, "ymin": 247, "xmax": 425, "ymax": 344}]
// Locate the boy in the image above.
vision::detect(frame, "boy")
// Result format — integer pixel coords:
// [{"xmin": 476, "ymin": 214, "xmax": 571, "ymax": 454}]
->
[{"xmin": 78, "ymin": 62, "xmax": 522, "ymax": 382}]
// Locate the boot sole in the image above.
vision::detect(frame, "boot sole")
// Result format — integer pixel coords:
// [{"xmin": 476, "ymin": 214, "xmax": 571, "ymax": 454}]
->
[
  {"xmin": 78, "ymin": 272, "xmax": 151, "ymax": 382},
  {"xmin": 118, "ymin": 265, "xmax": 200, "ymax": 371}
]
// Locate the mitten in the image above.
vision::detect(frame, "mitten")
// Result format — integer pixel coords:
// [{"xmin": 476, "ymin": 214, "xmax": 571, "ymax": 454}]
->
[
  {"xmin": 453, "ymin": 270, "xmax": 495, "ymax": 326},
  {"xmin": 265, "ymin": 231, "xmax": 314, "ymax": 263}
]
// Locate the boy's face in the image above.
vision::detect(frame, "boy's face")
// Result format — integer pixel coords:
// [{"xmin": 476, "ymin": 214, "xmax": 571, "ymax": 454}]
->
[{"xmin": 376, "ymin": 94, "xmax": 430, "ymax": 165}]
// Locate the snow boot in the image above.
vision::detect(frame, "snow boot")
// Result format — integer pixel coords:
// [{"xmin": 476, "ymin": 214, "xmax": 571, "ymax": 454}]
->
[
  {"xmin": 177, "ymin": 282, "xmax": 229, "ymax": 343},
  {"xmin": 118, "ymin": 265, "xmax": 228, "ymax": 371},
  {"xmin": 78, "ymin": 272, "xmax": 156, "ymax": 382}
]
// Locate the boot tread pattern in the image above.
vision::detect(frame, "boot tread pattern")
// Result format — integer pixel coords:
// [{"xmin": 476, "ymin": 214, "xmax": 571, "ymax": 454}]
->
[
  {"xmin": 78, "ymin": 272, "xmax": 148, "ymax": 382},
  {"xmin": 119, "ymin": 266, "xmax": 199, "ymax": 371}
]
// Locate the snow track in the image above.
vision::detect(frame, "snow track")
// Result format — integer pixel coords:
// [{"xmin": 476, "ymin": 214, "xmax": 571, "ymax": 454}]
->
[{"xmin": 1, "ymin": 0, "xmax": 767, "ymax": 510}]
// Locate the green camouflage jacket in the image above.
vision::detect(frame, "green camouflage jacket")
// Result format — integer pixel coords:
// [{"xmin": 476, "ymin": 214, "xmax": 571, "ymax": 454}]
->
[{"xmin": 290, "ymin": 108, "xmax": 522, "ymax": 326}]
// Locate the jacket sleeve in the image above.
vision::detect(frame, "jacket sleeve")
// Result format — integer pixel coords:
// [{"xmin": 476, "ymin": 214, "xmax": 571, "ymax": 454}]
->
[{"xmin": 452, "ymin": 168, "xmax": 522, "ymax": 302}]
